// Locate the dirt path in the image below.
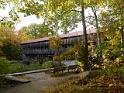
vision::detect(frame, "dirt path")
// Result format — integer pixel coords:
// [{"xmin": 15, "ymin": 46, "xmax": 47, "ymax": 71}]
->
[{"xmin": 0, "ymin": 71, "xmax": 89, "ymax": 93}]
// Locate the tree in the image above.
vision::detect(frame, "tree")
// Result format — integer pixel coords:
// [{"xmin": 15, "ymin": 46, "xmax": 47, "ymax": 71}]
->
[
  {"xmin": 16, "ymin": 0, "xmax": 81, "ymax": 34},
  {"xmin": 107, "ymin": 0, "xmax": 124, "ymax": 48},
  {"xmin": 13, "ymin": 0, "xmax": 91, "ymax": 70},
  {"xmin": 95, "ymin": 0, "xmax": 124, "ymax": 61},
  {"xmin": 45, "ymin": 0, "xmax": 89, "ymax": 70},
  {"xmin": 10, "ymin": 0, "xmax": 124, "ymax": 69},
  {"xmin": 2, "ymin": 41, "xmax": 20, "ymax": 60},
  {"xmin": 86, "ymin": 0, "xmax": 103, "ymax": 61},
  {"xmin": 49, "ymin": 36, "xmax": 62, "ymax": 52},
  {"xmin": 17, "ymin": 27, "xmax": 32, "ymax": 42},
  {"xmin": 0, "ymin": 20, "xmax": 30, "ymax": 60},
  {"xmin": 81, "ymin": 0, "xmax": 89, "ymax": 70},
  {"xmin": 25, "ymin": 23, "xmax": 55, "ymax": 39}
]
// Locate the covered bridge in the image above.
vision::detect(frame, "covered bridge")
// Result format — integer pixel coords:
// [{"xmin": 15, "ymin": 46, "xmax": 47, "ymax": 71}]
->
[{"xmin": 21, "ymin": 29, "xmax": 96, "ymax": 62}]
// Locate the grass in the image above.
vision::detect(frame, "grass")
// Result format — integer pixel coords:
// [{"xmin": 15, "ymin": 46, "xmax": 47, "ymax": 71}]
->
[
  {"xmin": 8, "ymin": 61, "xmax": 55, "ymax": 73},
  {"xmin": 9, "ymin": 63, "xmax": 43, "ymax": 73}
]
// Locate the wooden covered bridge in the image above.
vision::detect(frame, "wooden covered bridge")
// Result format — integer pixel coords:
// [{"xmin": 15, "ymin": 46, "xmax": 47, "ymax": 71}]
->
[{"xmin": 21, "ymin": 29, "xmax": 97, "ymax": 62}]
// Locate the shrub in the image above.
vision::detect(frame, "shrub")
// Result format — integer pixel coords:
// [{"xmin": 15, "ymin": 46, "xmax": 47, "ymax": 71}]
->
[
  {"xmin": 42, "ymin": 61, "xmax": 54, "ymax": 68},
  {"xmin": 0, "ymin": 57, "xmax": 10, "ymax": 87},
  {"xmin": 2, "ymin": 41, "xmax": 21, "ymax": 60},
  {"xmin": 117, "ymin": 65, "xmax": 124, "ymax": 79}
]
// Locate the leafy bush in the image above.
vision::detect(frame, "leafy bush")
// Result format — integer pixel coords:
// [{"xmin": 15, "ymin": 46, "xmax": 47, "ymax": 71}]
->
[
  {"xmin": 49, "ymin": 36, "xmax": 62, "ymax": 51},
  {"xmin": 2, "ymin": 41, "xmax": 21, "ymax": 60},
  {"xmin": 53, "ymin": 47, "xmax": 75, "ymax": 61},
  {"xmin": 81, "ymin": 64, "xmax": 124, "ymax": 93},
  {"xmin": 117, "ymin": 65, "xmax": 124, "ymax": 79},
  {"xmin": 0, "ymin": 57, "xmax": 10, "ymax": 87},
  {"xmin": 42, "ymin": 61, "xmax": 54, "ymax": 68}
]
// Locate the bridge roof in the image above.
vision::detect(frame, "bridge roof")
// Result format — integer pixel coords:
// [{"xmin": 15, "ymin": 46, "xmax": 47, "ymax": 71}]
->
[{"xmin": 21, "ymin": 28, "xmax": 96, "ymax": 44}]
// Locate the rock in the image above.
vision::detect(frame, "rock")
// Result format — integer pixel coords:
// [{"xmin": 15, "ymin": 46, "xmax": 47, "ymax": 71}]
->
[{"xmin": 5, "ymin": 75, "xmax": 31, "ymax": 83}]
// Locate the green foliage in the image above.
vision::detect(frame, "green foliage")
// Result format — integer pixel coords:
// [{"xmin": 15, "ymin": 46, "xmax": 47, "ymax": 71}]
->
[
  {"xmin": 53, "ymin": 47, "xmax": 75, "ymax": 61},
  {"xmin": 2, "ymin": 0, "xmax": 123, "ymax": 71},
  {"xmin": 118, "ymin": 65, "xmax": 124, "ymax": 79},
  {"xmin": 9, "ymin": 63, "xmax": 43, "ymax": 73},
  {"xmin": 2, "ymin": 41, "xmax": 21, "ymax": 60},
  {"xmin": 16, "ymin": 0, "xmax": 81, "ymax": 34},
  {"xmin": 0, "ymin": 57, "xmax": 10, "ymax": 74},
  {"xmin": 101, "ymin": 63, "xmax": 118, "ymax": 76},
  {"xmin": 53, "ymin": 42, "xmax": 86, "ymax": 62},
  {"xmin": 24, "ymin": 23, "xmax": 54, "ymax": 39},
  {"xmin": 60, "ymin": 11, "xmax": 80, "ymax": 33},
  {"xmin": 97, "ymin": 40, "xmax": 122, "ymax": 61},
  {"xmin": 53, "ymin": 42, "xmax": 88, "ymax": 69},
  {"xmin": 74, "ymin": 42, "xmax": 85, "ymax": 62},
  {"xmin": 101, "ymin": 62, "xmax": 124, "ymax": 80},
  {"xmin": 52, "ymin": 61, "xmax": 66, "ymax": 68},
  {"xmin": 41, "ymin": 61, "xmax": 54, "ymax": 69},
  {"xmin": 0, "ymin": 57, "xmax": 10, "ymax": 87},
  {"xmin": 0, "ymin": 21, "xmax": 31, "ymax": 60},
  {"xmin": 74, "ymin": 42, "xmax": 90, "ymax": 70},
  {"xmin": 9, "ymin": 61, "xmax": 56, "ymax": 74},
  {"xmin": 83, "ymin": 64, "xmax": 124, "ymax": 92}
]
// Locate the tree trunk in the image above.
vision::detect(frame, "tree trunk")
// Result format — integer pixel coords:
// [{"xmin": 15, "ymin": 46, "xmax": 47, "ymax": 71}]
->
[
  {"xmin": 81, "ymin": 1, "xmax": 89, "ymax": 70},
  {"xmin": 121, "ymin": 26, "xmax": 124, "ymax": 52},
  {"xmin": 92, "ymin": 8, "xmax": 101, "ymax": 46},
  {"xmin": 91, "ymin": 6, "xmax": 102, "ymax": 61}
]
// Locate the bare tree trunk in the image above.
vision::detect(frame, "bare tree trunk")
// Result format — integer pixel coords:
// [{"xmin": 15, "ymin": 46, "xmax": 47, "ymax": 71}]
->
[
  {"xmin": 121, "ymin": 27, "xmax": 124, "ymax": 44},
  {"xmin": 81, "ymin": 1, "xmax": 89, "ymax": 70},
  {"xmin": 121, "ymin": 26, "xmax": 124, "ymax": 53},
  {"xmin": 91, "ymin": 6, "xmax": 102, "ymax": 61},
  {"xmin": 91, "ymin": 7, "xmax": 101, "ymax": 46}
]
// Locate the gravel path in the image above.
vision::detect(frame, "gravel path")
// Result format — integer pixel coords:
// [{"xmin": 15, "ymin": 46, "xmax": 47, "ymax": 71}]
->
[{"xmin": 0, "ymin": 71, "xmax": 89, "ymax": 93}]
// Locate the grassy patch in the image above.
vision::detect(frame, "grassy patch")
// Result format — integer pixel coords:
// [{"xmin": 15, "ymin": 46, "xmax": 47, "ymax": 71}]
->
[
  {"xmin": 9, "ymin": 63, "xmax": 43, "ymax": 73},
  {"xmin": 9, "ymin": 61, "xmax": 55, "ymax": 73}
]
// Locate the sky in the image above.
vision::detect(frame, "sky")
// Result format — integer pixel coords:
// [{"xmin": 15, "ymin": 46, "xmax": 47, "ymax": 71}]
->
[
  {"xmin": 0, "ymin": 4, "xmax": 94, "ymax": 32},
  {"xmin": 0, "ymin": 5, "xmax": 44, "ymax": 30}
]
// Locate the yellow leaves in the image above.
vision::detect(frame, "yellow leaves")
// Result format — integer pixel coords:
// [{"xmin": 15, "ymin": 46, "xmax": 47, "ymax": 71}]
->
[
  {"xmin": 100, "ymin": 11, "xmax": 108, "ymax": 17},
  {"xmin": 109, "ymin": 32, "xmax": 120, "ymax": 46},
  {"xmin": 49, "ymin": 36, "xmax": 62, "ymax": 50},
  {"xmin": 45, "ymin": 0, "xmax": 79, "ymax": 13},
  {"xmin": 17, "ymin": 29, "xmax": 32, "ymax": 42},
  {"xmin": 115, "ymin": 57, "xmax": 124, "ymax": 64}
]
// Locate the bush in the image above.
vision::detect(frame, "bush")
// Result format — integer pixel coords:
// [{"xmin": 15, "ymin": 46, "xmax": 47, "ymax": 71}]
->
[
  {"xmin": 0, "ymin": 57, "xmax": 10, "ymax": 87},
  {"xmin": 117, "ymin": 65, "xmax": 124, "ymax": 79},
  {"xmin": 81, "ymin": 64, "xmax": 124, "ymax": 93},
  {"xmin": 42, "ymin": 61, "xmax": 54, "ymax": 68}
]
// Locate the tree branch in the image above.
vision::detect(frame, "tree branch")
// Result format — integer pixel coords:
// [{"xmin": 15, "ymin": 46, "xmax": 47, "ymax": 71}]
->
[{"xmin": 70, "ymin": 10, "xmax": 82, "ymax": 13}]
